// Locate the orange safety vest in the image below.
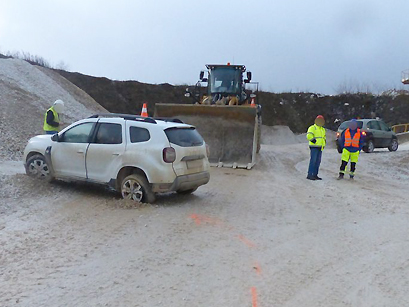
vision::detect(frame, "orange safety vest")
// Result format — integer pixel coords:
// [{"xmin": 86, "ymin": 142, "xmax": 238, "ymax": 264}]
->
[{"xmin": 344, "ymin": 128, "xmax": 361, "ymax": 148}]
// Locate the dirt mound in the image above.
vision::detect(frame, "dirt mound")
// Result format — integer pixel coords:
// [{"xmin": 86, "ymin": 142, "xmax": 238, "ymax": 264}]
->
[
  {"xmin": 0, "ymin": 58, "xmax": 106, "ymax": 160},
  {"xmin": 261, "ymin": 125, "xmax": 304, "ymax": 145}
]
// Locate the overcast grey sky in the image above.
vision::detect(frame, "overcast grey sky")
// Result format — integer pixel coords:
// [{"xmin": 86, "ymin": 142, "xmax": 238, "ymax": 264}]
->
[{"xmin": 1, "ymin": 0, "xmax": 408, "ymax": 94}]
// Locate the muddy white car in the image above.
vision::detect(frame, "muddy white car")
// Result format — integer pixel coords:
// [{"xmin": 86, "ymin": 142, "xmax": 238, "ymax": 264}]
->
[{"xmin": 23, "ymin": 114, "xmax": 210, "ymax": 202}]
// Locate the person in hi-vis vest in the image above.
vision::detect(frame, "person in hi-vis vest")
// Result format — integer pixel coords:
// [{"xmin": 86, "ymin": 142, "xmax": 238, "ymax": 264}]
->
[
  {"xmin": 43, "ymin": 100, "xmax": 65, "ymax": 134},
  {"xmin": 337, "ymin": 119, "xmax": 365, "ymax": 180},
  {"xmin": 306, "ymin": 115, "xmax": 326, "ymax": 180}
]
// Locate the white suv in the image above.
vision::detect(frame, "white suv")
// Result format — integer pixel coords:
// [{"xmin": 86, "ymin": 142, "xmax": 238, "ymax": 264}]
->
[{"xmin": 23, "ymin": 114, "xmax": 210, "ymax": 202}]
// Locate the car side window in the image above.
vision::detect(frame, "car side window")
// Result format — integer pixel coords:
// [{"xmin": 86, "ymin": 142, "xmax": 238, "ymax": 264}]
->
[
  {"xmin": 369, "ymin": 121, "xmax": 381, "ymax": 130},
  {"xmin": 379, "ymin": 121, "xmax": 390, "ymax": 131},
  {"xmin": 60, "ymin": 122, "xmax": 94, "ymax": 143},
  {"xmin": 95, "ymin": 123, "xmax": 123, "ymax": 144},
  {"xmin": 130, "ymin": 127, "xmax": 150, "ymax": 143}
]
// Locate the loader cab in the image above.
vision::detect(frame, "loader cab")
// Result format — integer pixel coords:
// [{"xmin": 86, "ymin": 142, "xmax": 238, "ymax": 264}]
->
[
  {"xmin": 206, "ymin": 65, "xmax": 245, "ymax": 96},
  {"xmin": 208, "ymin": 65, "xmax": 243, "ymax": 95}
]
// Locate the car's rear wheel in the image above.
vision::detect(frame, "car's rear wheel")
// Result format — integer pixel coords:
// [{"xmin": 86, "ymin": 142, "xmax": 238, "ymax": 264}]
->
[
  {"xmin": 177, "ymin": 188, "xmax": 197, "ymax": 195},
  {"xmin": 25, "ymin": 154, "xmax": 52, "ymax": 180},
  {"xmin": 388, "ymin": 139, "xmax": 398, "ymax": 152},
  {"xmin": 121, "ymin": 174, "xmax": 155, "ymax": 203},
  {"xmin": 363, "ymin": 140, "xmax": 374, "ymax": 153}
]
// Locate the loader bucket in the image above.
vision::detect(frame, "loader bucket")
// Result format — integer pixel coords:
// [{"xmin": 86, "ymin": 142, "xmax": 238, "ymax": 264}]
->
[{"xmin": 154, "ymin": 104, "xmax": 260, "ymax": 169}]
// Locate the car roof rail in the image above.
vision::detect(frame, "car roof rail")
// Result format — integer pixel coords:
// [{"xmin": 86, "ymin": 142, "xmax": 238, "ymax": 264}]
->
[
  {"xmin": 154, "ymin": 117, "xmax": 184, "ymax": 124},
  {"xmin": 89, "ymin": 113, "xmax": 157, "ymax": 124}
]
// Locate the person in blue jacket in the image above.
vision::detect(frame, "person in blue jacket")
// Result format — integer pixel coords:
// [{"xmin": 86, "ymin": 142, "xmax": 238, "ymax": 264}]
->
[{"xmin": 337, "ymin": 119, "xmax": 365, "ymax": 180}]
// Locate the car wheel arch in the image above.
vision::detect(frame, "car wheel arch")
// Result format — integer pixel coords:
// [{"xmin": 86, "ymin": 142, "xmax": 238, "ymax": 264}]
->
[
  {"xmin": 116, "ymin": 166, "xmax": 150, "ymax": 192},
  {"xmin": 26, "ymin": 151, "xmax": 44, "ymax": 162}
]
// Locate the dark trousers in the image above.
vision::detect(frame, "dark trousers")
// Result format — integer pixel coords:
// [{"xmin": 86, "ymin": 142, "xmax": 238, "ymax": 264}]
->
[
  {"xmin": 308, "ymin": 147, "xmax": 322, "ymax": 178},
  {"xmin": 340, "ymin": 161, "xmax": 356, "ymax": 176}
]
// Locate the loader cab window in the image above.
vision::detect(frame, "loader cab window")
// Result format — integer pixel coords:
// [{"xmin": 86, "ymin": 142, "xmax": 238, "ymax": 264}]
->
[{"xmin": 209, "ymin": 67, "xmax": 241, "ymax": 95}]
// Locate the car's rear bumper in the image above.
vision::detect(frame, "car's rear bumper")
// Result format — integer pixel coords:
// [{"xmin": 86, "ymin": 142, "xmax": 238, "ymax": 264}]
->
[{"xmin": 152, "ymin": 171, "xmax": 210, "ymax": 193}]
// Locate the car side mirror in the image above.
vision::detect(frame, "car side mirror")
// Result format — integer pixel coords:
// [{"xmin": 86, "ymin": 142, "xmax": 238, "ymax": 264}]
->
[
  {"xmin": 247, "ymin": 71, "xmax": 252, "ymax": 81},
  {"xmin": 51, "ymin": 134, "xmax": 59, "ymax": 142},
  {"xmin": 199, "ymin": 71, "xmax": 204, "ymax": 80}
]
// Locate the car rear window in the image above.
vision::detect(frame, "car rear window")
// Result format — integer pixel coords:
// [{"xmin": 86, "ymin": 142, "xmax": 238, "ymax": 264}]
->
[
  {"xmin": 95, "ymin": 123, "xmax": 122, "ymax": 144},
  {"xmin": 165, "ymin": 127, "xmax": 204, "ymax": 147},
  {"xmin": 130, "ymin": 127, "xmax": 150, "ymax": 143},
  {"xmin": 339, "ymin": 120, "xmax": 363, "ymax": 130}
]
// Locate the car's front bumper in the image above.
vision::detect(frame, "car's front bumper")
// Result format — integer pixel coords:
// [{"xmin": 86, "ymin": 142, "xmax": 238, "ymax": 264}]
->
[{"xmin": 152, "ymin": 171, "xmax": 210, "ymax": 193}]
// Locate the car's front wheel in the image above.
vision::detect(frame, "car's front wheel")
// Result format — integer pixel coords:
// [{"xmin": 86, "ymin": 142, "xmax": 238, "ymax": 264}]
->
[
  {"xmin": 25, "ymin": 154, "xmax": 52, "ymax": 180},
  {"xmin": 121, "ymin": 174, "xmax": 155, "ymax": 203},
  {"xmin": 388, "ymin": 139, "xmax": 398, "ymax": 152},
  {"xmin": 363, "ymin": 140, "xmax": 374, "ymax": 153}
]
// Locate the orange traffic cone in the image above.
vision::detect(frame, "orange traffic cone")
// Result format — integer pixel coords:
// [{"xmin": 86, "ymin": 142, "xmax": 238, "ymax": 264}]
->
[
  {"xmin": 141, "ymin": 103, "xmax": 148, "ymax": 117},
  {"xmin": 250, "ymin": 97, "xmax": 256, "ymax": 108}
]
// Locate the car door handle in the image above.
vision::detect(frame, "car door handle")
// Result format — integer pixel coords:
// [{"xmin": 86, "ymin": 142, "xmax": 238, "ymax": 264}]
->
[
  {"xmin": 112, "ymin": 153, "xmax": 120, "ymax": 156},
  {"xmin": 77, "ymin": 150, "xmax": 85, "ymax": 154}
]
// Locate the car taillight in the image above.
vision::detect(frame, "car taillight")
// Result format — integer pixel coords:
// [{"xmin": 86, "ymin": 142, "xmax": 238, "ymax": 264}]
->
[
  {"xmin": 362, "ymin": 131, "xmax": 367, "ymax": 136},
  {"xmin": 163, "ymin": 147, "xmax": 176, "ymax": 163},
  {"xmin": 206, "ymin": 144, "xmax": 210, "ymax": 157},
  {"xmin": 336, "ymin": 132, "xmax": 340, "ymax": 138}
]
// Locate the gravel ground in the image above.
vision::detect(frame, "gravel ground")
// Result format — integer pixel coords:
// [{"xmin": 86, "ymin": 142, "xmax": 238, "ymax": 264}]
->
[{"xmin": 1, "ymin": 143, "xmax": 409, "ymax": 307}]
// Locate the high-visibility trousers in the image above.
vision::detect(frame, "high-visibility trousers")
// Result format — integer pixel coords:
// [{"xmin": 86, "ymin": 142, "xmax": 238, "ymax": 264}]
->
[{"xmin": 341, "ymin": 148, "xmax": 359, "ymax": 163}]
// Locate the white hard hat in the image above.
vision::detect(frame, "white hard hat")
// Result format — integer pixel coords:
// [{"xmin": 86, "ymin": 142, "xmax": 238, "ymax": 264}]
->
[{"xmin": 53, "ymin": 99, "xmax": 65, "ymax": 113}]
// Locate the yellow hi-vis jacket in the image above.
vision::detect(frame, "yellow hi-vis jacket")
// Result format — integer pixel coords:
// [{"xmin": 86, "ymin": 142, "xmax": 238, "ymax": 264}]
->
[
  {"xmin": 306, "ymin": 124, "xmax": 326, "ymax": 150},
  {"xmin": 43, "ymin": 106, "xmax": 60, "ymax": 132}
]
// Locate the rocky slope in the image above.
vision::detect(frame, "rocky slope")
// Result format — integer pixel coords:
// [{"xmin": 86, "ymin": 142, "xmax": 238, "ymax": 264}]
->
[{"xmin": 0, "ymin": 58, "xmax": 106, "ymax": 160}]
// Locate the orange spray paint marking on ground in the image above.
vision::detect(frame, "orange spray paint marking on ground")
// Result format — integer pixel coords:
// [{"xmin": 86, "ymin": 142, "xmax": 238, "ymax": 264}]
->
[
  {"xmin": 238, "ymin": 234, "xmax": 256, "ymax": 248},
  {"xmin": 189, "ymin": 213, "xmax": 224, "ymax": 226},
  {"xmin": 189, "ymin": 213, "xmax": 201, "ymax": 225},
  {"xmin": 251, "ymin": 287, "xmax": 258, "ymax": 307},
  {"xmin": 253, "ymin": 262, "xmax": 262, "ymax": 276}
]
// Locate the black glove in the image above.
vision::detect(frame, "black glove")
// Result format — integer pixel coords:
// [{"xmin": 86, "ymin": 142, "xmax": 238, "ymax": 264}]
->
[{"xmin": 311, "ymin": 138, "xmax": 317, "ymax": 144}]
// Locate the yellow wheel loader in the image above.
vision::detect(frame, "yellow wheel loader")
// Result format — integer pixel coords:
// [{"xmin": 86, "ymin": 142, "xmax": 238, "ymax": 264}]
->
[{"xmin": 154, "ymin": 64, "xmax": 261, "ymax": 169}]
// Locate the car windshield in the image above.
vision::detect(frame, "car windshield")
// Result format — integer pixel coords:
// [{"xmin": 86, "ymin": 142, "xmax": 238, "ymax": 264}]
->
[
  {"xmin": 339, "ymin": 120, "xmax": 363, "ymax": 130},
  {"xmin": 209, "ymin": 67, "xmax": 241, "ymax": 95},
  {"xmin": 165, "ymin": 127, "xmax": 204, "ymax": 147}
]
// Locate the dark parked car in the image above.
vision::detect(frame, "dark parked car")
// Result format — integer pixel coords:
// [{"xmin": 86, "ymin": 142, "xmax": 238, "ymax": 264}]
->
[{"xmin": 336, "ymin": 119, "xmax": 399, "ymax": 153}]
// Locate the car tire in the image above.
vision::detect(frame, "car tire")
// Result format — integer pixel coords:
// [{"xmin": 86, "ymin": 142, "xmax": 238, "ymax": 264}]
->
[
  {"xmin": 177, "ymin": 188, "xmax": 197, "ymax": 195},
  {"xmin": 25, "ymin": 154, "xmax": 53, "ymax": 181},
  {"xmin": 363, "ymin": 140, "xmax": 374, "ymax": 153},
  {"xmin": 121, "ymin": 174, "xmax": 155, "ymax": 203},
  {"xmin": 388, "ymin": 139, "xmax": 398, "ymax": 152}
]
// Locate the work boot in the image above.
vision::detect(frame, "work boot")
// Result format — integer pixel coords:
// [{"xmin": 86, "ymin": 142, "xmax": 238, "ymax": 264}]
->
[
  {"xmin": 337, "ymin": 173, "xmax": 344, "ymax": 180},
  {"xmin": 306, "ymin": 176, "xmax": 316, "ymax": 180},
  {"xmin": 314, "ymin": 176, "xmax": 322, "ymax": 180},
  {"xmin": 350, "ymin": 175, "xmax": 354, "ymax": 180}
]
